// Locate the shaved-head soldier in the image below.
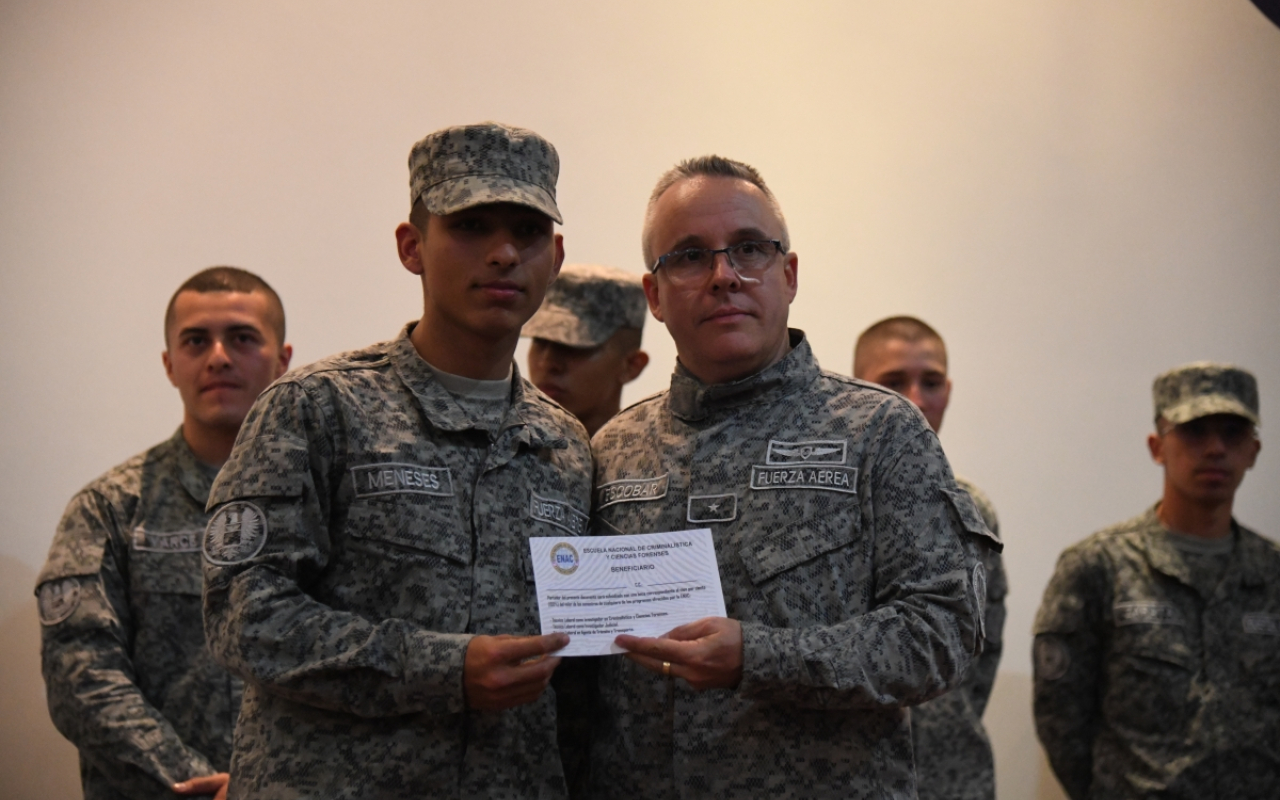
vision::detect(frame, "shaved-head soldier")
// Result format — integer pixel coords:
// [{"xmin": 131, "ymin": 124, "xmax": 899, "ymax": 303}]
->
[
  {"xmin": 1035, "ymin": 363, "xmax": 1278, "ymax": 799},
  {"xmin": 854, "ymin": 315, "xmax": 1007, "ymax": 800},
  {"xmin": 586, "ymin": 156, "xmax": 999, "ymax": 798},
  {"xmin": 201, "ymin": 122, "xmax": 591, "ymax": 798},
  {"xmin": 524, "ymin": 263, "xmax": 649, "ymax": 437},
  {"xmin": 38, "ymin": 266, "xmax": 292, "ymax": 800}
]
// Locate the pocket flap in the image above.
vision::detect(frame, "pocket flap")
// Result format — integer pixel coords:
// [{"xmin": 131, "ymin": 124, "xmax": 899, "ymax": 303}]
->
[
  {"xmin": 942, "ymin": 486, "xmax": 1003, "ymax": 552},
  {"xmin": 738, "ymin": 504, "xmax": 859, "ymax": 584}
]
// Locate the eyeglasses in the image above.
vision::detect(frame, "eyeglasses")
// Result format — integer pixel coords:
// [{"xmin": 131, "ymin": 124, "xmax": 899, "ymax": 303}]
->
[
  {"xmin": 650, "ymin": 239, "xmax": 784, "ymax": 286},
  {"xmin": 1159, "ymin": 415, "xmax": 1257, "ymax": 447}
]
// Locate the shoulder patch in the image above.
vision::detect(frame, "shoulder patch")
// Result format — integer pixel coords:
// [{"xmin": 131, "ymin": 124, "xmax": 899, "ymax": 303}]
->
[
  {"xmin": 37, "ymin": 577, "xmax": 82, "ymax": 625},
  {"xmin": 1034, "ymin": 635, "xmax": 1070, "ymax": 681},
  {"xmin": 203, "ymin": 502, "xmax": 269, "ymax": 565},
  {"xmin": 971, "ymin": 562, "xmax": 988, "ymax": 641}
]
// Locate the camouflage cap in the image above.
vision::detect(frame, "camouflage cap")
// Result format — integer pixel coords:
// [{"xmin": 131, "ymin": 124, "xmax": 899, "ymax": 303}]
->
[
  {"xmin": 1153, "ymin": 362, "xmax": 1260, "ymax": 426},
  {"xmin": 523, "ymin": 264, "xmax": 647, "ymax": 348},
  {"xmin": 408, "ymin": 122, "xmax": 562, "ymax": 223}
]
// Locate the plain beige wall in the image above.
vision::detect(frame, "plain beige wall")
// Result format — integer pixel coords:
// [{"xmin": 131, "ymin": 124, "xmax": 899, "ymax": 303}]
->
[{"xmin": 2, "ymin": 2, "xmax": 1277, "ymax": 798}]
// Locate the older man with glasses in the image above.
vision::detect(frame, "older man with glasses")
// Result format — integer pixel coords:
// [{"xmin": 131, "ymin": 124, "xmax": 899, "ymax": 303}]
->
[
  {"xmin": 583, "ymin": 155, "xmax": 999, "ymax": 799},
  {"xmin": 1034, "ymin": 363, "xmax": 1279, "ymax": 800}
]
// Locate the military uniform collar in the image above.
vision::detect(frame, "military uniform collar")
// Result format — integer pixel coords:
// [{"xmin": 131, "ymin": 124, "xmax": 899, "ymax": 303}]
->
[
  {"xmin": 390, "ymin": 323, "xmax": 568, "ymax": 450},
  {"xmin": 668, "ymin": 329, "xmax": 816, "ymax": 422},
  {"xmin": 1139, "ymin": 503, "xmax": 1265, "ymax": 588},
  {"xmin": 171, "ymin": 427, "xmax": 218, "ymax": 506}
]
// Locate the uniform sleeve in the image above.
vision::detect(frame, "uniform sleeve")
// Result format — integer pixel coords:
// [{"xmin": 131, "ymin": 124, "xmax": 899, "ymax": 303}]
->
[
  {"xmin": 962, "ymin": 490, "xmax": 1006, "ymax": 719},
  {"xmin": 1032, "ymin": 546, "xmax": 1105, "ymax": 800},
  {"xmin": 202, "ymin": 382, "xmax": 472, "ymax": 719},
  {"xmin": 737, "ymin": 430, "xmax": 984, "ymax": 710},
  {"xmin": 39, "ymin": 491, "xmax": 217, "ymax": 798}
]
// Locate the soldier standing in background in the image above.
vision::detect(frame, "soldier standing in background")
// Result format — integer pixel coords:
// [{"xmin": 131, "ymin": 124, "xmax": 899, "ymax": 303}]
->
[
  {"xmin": 201, "ymin": 123, "xmax": 592, "ymax": 799},
  {"xmin": 587, "ymin": 155, "xmax": 999, "ymax": 798},
  {"xmin": 854, "ymin": 315, "xmax": 1007, "ymax": 800},
  {"xmin": 37, "ymin": 267, "xmax": 292, "ymax": 800},
  {"xmin": 1034, "ymin": 363, "xmax": 1279, "ymax": 799},
  {"xmin": 524, "ymin": 263, "xmax": 650, "ymax": 437}
]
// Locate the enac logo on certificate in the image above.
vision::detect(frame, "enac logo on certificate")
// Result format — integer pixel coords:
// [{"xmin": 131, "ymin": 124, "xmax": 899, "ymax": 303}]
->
[{"xmin": 528, "ymin": 530, "xmax": 727, "ymax": 656}]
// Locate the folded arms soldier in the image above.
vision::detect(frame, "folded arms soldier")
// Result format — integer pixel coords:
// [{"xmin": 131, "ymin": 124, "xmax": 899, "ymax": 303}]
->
[
  {"xmin": 201, "ymin": 123, "xmax": 591, "ymax": 798},
  {"xmin": 586, "ymin": 156, "xmax": 999, "ymax": 798},
  {"xmin": 38, "ymin": 267, "xmax": 292, "ymax": 800},
  {"xmin": 1034, "ymin": 363, "xmax": 1279, "ymax": 799}
]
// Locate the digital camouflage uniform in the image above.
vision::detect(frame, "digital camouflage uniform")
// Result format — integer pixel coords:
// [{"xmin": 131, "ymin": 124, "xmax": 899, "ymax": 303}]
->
[
  {"xmin": 586, "ymin": 331, "xmax": 998, "ymax": 799},
  {"xmin": 202, "ymin": 324, "xmax": 592, "ymax": 800},
  {"xmin": 911, "ymin": 477, "xmax": 1006, "ymax": 800},
  {"xmin": 1034, "ymin": 506, "xmax": 1280, "ymax": 799},
  {"xmin": 37, "ymin": 428, "xmax": 240, "ymax": 800}
]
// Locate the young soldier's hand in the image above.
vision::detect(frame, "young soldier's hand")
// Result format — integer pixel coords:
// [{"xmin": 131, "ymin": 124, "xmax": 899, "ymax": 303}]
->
[
  {"xmin": 616, "ymin": 617, "xmax": 744, "ymax": 690},
  {"xmin": 464, "ymin": 633, "xmax": 569, "ymax": 711},
  {"xmin": 173, "ymin": 773, "xmax": 229, "ymax": 799}
]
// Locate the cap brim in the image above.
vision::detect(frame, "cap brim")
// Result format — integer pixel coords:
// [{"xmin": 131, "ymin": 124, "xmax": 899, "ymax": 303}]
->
[
  {"xmin": 522, "ymin": 307, "xmax": 613, "ymax": 348},
  {"xmin": 421, "ymin": 177, "xmax": 562, "ymax": 223},
  {"xmin": 1163, "ymin": 395, "xmax": 1260, "ymax": 427}
]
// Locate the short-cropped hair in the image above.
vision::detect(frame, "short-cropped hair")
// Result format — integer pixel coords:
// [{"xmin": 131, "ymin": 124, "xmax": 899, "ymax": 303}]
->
[
  {"xmin": 164, "ymin": 266, "xmax": 286, "ymax": 346},
  {"xmin": 642, "ymin": 155, "xmax": 790, "ymax": 266},
  {"xmin": 853, "ymin": 315, "xmax": 947, "ymax": 376}
]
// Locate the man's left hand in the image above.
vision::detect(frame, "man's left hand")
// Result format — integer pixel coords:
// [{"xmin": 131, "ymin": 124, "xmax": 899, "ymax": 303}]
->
[
  {"xmin": 173, "ymin": 773, "xmax": 229, "ymax": 800},
  {"xmin": 615, "ymin": 616, "xmax": 743, "ymax": 690}
]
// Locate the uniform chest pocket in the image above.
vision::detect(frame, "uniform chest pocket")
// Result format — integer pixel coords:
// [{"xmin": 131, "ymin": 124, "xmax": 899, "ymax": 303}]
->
[
  {"xmin": 735, "ymin": 502, "xmax": 865, "ymax": 626},
  {"xmin": 1106, "ymin": 621, "xmax": 1196, "ymax": 734},
  {"xmin": 1240, "ymin": 613, "xmax": 1280, "ymax": 700},
  {"xmin": 335, "ymin": 497, "xmax": 473, "ymax": 629},
  {"xmin": 344, "ymin": 496, "xmax": 471, "ymax": 564},
  {"xmin": 129, "ymin": 543, "xmax": 204, "ymax": 596}
]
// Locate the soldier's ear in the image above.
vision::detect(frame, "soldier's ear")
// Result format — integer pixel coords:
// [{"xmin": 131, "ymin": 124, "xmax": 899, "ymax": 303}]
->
[
  {"xmin": 642, "ymin": 274, "xmax": 664, "ymax": 323},
  {"xmin": 1147, "ymin": 432, "xmax": 1165, "ymax": 465}
]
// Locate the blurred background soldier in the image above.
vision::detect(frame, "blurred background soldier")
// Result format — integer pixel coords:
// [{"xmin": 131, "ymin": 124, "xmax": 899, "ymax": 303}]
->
[
  {"xmin": 587, "ymin": 156, "xmax": 997, "ymax": 798},
  {"xmin": 524, "ymin": 263, "xmax": 649, "ymax": 437},
  {"xmin": 36, "ymin": 267, "xmax": 292, "ymax": 800},
  {"xmin": 1034, "ymin": 362, "xmax": 1278, "ymax": 799},
  {"xmin": 854, "ymin": 315, "xmax": 1007, "ymax": 800}
]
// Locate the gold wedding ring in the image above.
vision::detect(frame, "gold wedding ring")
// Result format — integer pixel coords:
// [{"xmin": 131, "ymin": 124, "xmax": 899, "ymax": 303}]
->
[{"xmin": 662, "ymin": 661, "xmax": 672, "ymax": 677}]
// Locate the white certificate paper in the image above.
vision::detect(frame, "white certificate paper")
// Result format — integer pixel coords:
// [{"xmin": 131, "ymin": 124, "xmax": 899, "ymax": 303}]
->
[{"xmin": 529, "ymin": 530, "xmax": 727, "ymax": 656}]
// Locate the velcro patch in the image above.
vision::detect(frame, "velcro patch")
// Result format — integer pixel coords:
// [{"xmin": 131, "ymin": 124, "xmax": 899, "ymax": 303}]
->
[
  {"xmin": 766, "ymin": 439, "xmax": 848, "ymax": 465},
  {"xmin": 749, "ymin": 465, "xmax": 857, "ymax": 494},
  {"xmin": 1034, "ymin": 636, "xmax": 1070, "ymax": 681},
  {"xmin": 131, "ymin": 527, "xmax": 202, "ymax": 553},
  {"xmin": 37, "ymin": 577, "xmax": 81, "ymax": 625},
  {"xmin": 529, "ymin": 491, "xmax": 588, "ymax": 536},
  {"xmin": 687, "ymin": 493, "xmax": 737, "ymax": 523},
  {"xmin": 1114, "ymin": 600, "xmax": 1184, "ymax": 627},
  {"xmin": 1243, "ymin": 612, "xmax": 1280, "ymax": 636},
  {"xmin": 203, "ymin": 502, "xmax": 269, "ymax": 566},
  {"xmin": 596, "ymin": 474, "xmax": 669, "ymax": 509},
  {"xmin": 351, "ymin": 462, "xmax": 454, "ymax": 498}
]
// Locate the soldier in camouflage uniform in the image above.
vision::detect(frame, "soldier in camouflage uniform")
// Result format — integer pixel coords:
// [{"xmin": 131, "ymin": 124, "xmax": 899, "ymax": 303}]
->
[
  {"xmin": 1034, "ymin": 363, "xmax": 1279, "ymax": 799},
  {"xmin": 854, "ymin": 315, "xmax": 1007, "ymax": 800},
  {"xmin": 524, "ymin": 263, "xmax": 650, "ymax": 436},
  {"xmin": 202, "ymin": 123, "xmax": 592, "ymax": 799},
  {"xmin": 37, "ymin": 267, "xmax": 293, "ymax": 800},
  {"xmin": 585, "ymin": 156, "xmax": 999, "ymax": 799}
]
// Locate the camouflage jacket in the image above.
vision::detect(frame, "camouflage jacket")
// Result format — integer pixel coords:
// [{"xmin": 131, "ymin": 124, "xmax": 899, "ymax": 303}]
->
[
  {"xmin": 911, "ymin": 477, "xmax": 1007, "ymax": 800},
  {"xmin": 37, "ymin": 428, "xmax": 240, "ymax": 800},
  {"xmin": 1033, "ymin": 506, "xmax": 1280, "ymax": 799},
  {"xmin": 202, "ymin": 325, "xmax": 592, "ymax": 800},
  {"xmin": 585, "ymin": 332, "xmax": 996, "ymax": 799}
]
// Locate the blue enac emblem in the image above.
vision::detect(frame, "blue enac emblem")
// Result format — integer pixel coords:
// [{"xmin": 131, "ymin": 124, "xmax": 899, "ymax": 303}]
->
[{"xmin": 551, "ymin": 541, "xmax": 580, "ymax": 575}]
